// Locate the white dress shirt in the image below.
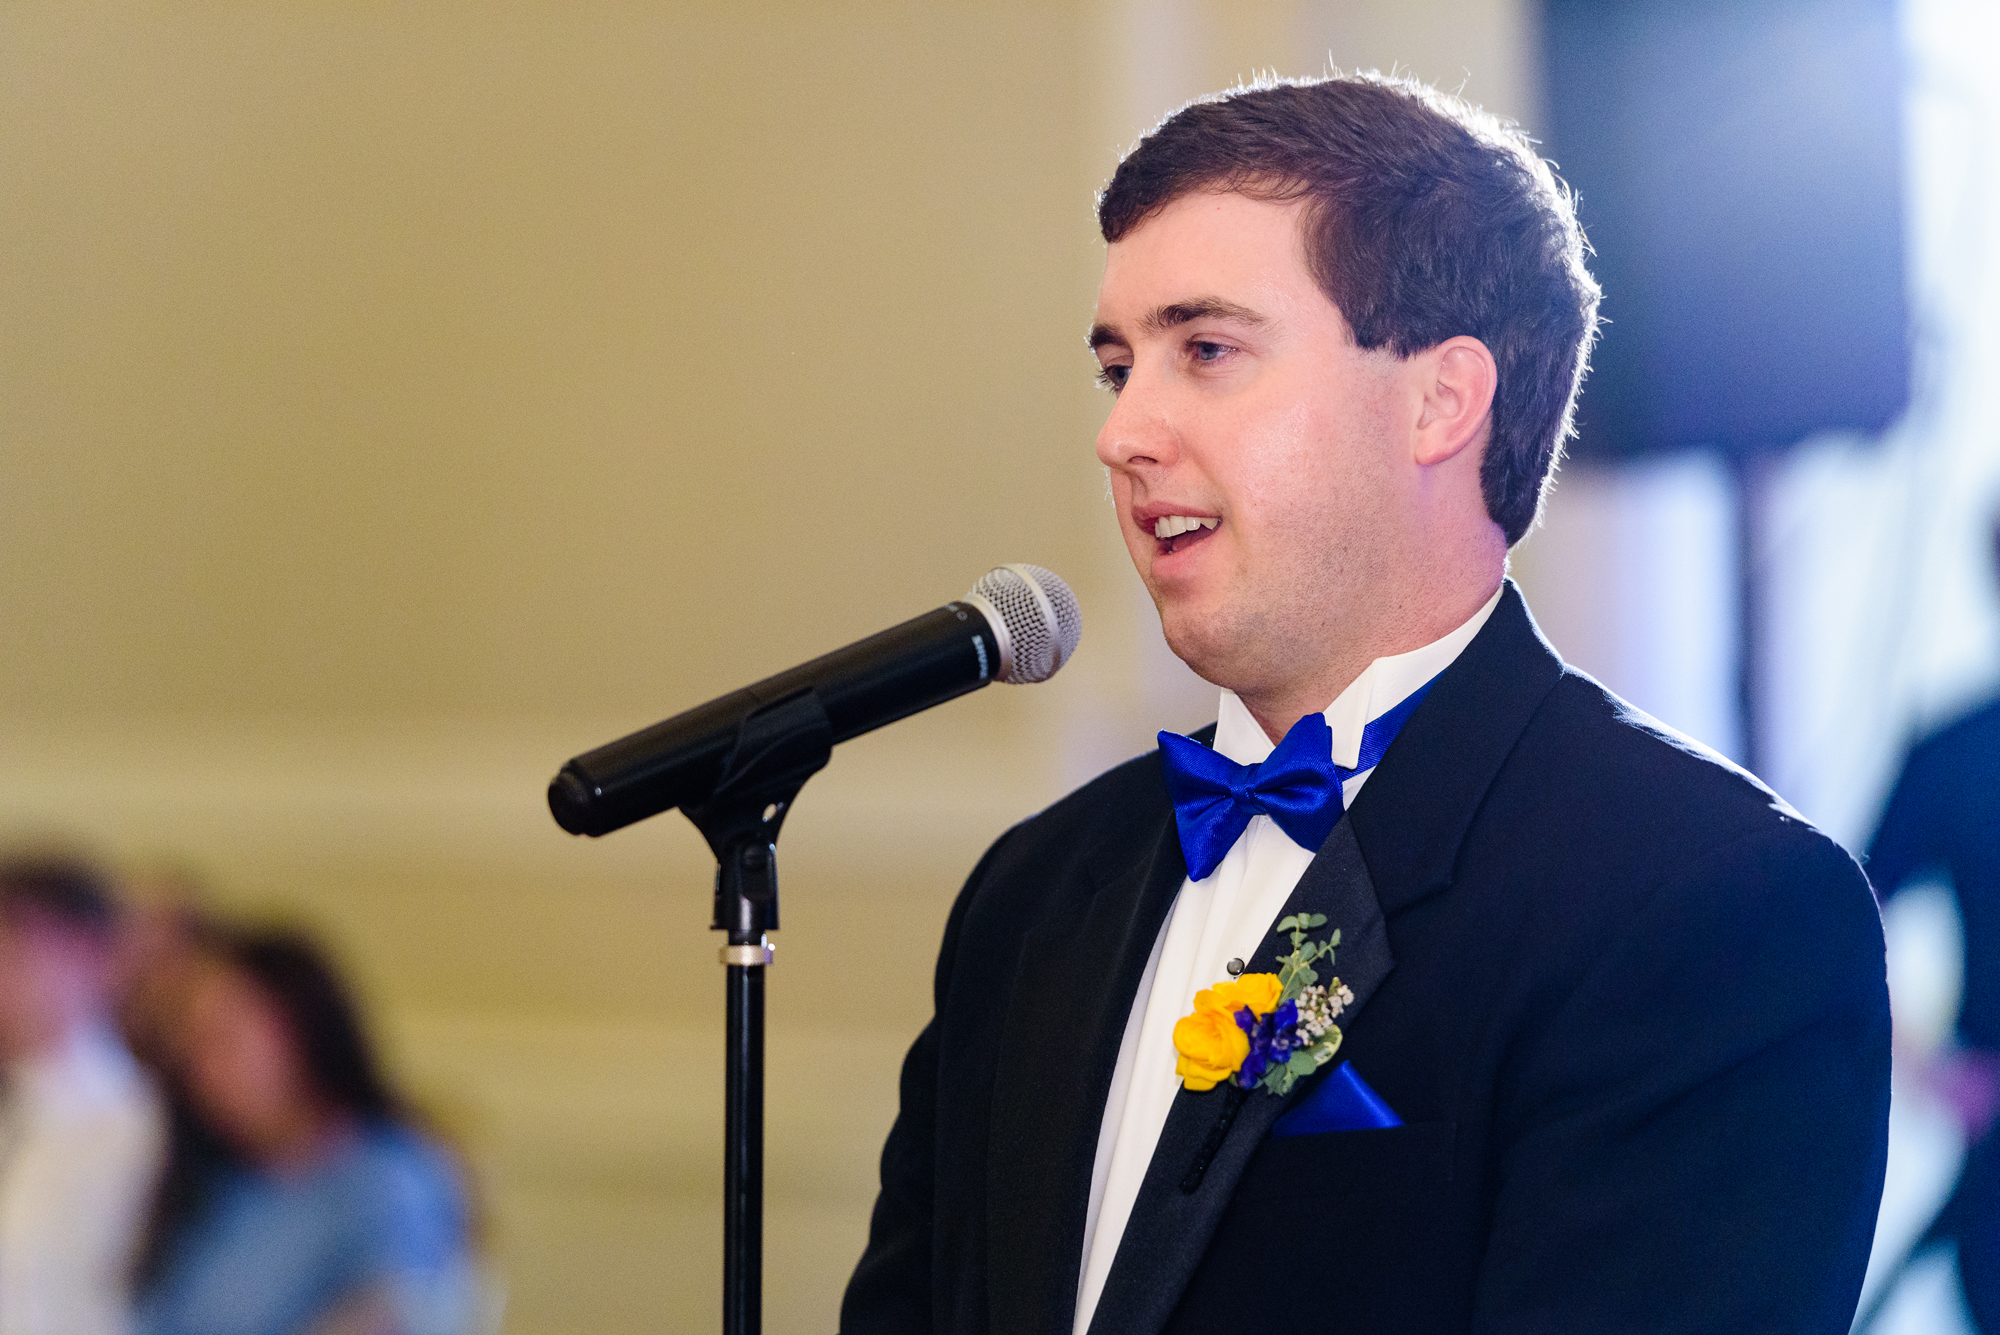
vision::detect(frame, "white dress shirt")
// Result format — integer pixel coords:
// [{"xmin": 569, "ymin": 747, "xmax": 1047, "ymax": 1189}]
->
[
  {"xmin": 0, "ymin": 1026, "xmax": 165, "ymax": 1335},
  {"xmin": 1071, "ymin": 586, "xmax": 1502, "ymax": 1334}
]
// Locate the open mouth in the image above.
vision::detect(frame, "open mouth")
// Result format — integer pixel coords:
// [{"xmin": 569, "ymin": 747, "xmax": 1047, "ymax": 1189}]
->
[{"xmin": 1152, "ymin": 514, "xmax": 1220, "ymax": 556}]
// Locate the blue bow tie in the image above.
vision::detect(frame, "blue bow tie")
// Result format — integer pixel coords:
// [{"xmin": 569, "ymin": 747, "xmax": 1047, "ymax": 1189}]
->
[{"xmin": 1159, "ymin": 677, "xmax": 1437, "ymax": 881}]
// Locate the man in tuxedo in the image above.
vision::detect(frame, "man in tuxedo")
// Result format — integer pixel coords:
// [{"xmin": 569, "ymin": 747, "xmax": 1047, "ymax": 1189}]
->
[{"xmin": 842, "ymin": 75, "xmax": 1889, "ymax": 1334}]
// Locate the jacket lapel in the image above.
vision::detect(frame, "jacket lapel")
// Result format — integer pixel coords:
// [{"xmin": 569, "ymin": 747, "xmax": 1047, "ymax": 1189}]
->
[
  {"xmin": 1083, "ymin": 818, "xmax": 1392, "ymax": 1335},
  {"xmin": 1346, "ymin": 579, "xmax": 1567, "ymax": 916},
  {"xmin": 985, "ymin": 786, "xmax": 1190, "ymax": 1335}
]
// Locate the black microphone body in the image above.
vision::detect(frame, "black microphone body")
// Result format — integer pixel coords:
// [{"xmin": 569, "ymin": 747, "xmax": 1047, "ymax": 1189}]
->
[{"xmin": 550, "ymin": 602, "xmax": 1002, "ymax": 837}]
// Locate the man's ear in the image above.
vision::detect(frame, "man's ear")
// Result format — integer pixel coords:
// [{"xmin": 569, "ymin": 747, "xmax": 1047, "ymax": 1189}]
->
[{"xmin": 1412, "ymin": 336, "xmax": 1497, "ymax": 468}]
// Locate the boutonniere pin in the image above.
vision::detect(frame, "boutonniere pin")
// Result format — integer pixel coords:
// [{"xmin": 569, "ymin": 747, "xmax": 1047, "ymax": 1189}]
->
[{"xmin": 1171, "ymin": 912, "xmax": 1354, "ymax": 1096}]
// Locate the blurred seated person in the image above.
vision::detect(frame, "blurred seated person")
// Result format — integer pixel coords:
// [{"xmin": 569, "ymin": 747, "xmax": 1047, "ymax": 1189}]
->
[
  {"xmin": 1867, "ymin": 517, "xmax": 2000, "ymax": 1330},
  {"xmin": 0, "ymin": 854, "xmax": 165, "ymax": 1335},
  {"xmin": 133, "ymin": 926, "xmax": 475, "ymax": 1335}
]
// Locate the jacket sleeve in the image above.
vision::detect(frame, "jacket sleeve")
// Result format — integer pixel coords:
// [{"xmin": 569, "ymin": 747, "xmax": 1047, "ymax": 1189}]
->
[
  {"xmin": 1470, "ymin": 824, "xmax": 1892, "ymax": 1334},
  {"xmin": 839, "ymin": 831, "xmax": 1009, "ymax": 1334}
]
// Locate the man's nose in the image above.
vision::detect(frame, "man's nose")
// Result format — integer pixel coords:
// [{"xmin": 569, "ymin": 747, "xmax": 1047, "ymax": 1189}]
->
[{"xmin": 1095, "ymin": 375, "xmax": 1179, "ymax": 473}]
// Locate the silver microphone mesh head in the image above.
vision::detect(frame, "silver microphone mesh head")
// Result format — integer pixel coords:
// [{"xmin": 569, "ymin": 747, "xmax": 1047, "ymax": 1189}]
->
[{"xmin": 968, "ymin": 564, "xmax": 1082, "ymax": 684}]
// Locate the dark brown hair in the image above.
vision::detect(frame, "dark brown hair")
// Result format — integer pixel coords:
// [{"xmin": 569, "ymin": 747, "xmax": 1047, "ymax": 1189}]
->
[
  {"xmin": 0, "ymin": 855, "xmax": 116, "ymax": 937},
  {"xmin": 1098, "ymin": 75, "xmax": 1600, "ymax": 545},
  {"xmin": 208, "ymin": 925, "xmax": 402, "ymax": 1122}
]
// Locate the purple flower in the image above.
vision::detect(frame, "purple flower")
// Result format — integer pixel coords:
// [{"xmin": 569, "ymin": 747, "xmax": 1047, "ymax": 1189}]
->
[{"xmin": 1232, "ymin": 1000, "xmax": 1302, "ymax": 1088}]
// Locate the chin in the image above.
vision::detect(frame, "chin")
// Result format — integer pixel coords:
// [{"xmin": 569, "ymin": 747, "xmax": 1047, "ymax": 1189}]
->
[{"xmin": 1157, "ymin": 610, "xmax": 1243, "ymax": 691}]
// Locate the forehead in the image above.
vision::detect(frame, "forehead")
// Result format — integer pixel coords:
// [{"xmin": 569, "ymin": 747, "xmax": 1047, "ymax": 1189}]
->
[{"xmin": 1095, "ymin": 191, "xmax": 1318, "ymax": 322}]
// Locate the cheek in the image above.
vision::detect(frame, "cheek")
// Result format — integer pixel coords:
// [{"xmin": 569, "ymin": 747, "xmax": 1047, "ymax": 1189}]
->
[
  {"xmin": 1103, "ymin": 471, "xmax": 1146, "ymax": 542},
  {"xmin": 1257, "ymin": 397, "xmax": 1396, "ymax": 523},
  {"xmin": 1226, "ymin": 404, "xmax": 1343, "ymax": 531},
  {"xmin": 0, "ymin": 950, "xmax": 26, "ymax": 1010},
  {"xmin": 192, "ymin": 1013, "xmax": 291, "ymax": 1115},
  {"xmin": 0, "ymin": 953, "xmax": 57, "ymax": 1021},
  {"xmin": 1103, "ymin": 464, "xmax": 1133, "ymax": 507},
  {"xmin": 234, "ymin": 1016, "xmax": 300, "ymax": 1098}
]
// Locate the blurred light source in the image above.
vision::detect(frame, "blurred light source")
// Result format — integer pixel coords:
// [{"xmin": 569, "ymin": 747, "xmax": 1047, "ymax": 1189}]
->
[{"xmin": 1543, "ymin": 0, "xmax": 1910, "ymax": 459}]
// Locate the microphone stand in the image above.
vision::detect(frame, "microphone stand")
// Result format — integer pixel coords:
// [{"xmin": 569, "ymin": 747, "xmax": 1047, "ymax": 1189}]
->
[{"xmin": 681, "ymin": 690, "xmax": 834, "ymax": 1335}]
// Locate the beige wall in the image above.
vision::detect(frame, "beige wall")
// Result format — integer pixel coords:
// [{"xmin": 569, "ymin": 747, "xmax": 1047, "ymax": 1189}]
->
[{"xmin": 0, "ymin": 4, "xmax": 1538, "ymax": 1330}]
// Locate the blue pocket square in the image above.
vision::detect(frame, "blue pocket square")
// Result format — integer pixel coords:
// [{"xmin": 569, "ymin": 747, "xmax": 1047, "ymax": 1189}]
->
[{"xmin": 1269, "ymin": 1061, "xmax": 1402, "ymax": 1138}]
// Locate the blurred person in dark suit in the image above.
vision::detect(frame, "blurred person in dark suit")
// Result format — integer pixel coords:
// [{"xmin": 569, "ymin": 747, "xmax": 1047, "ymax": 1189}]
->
[
  {"xmin": 1863, "ymin": 517, "xmax": 2000, "ymax": 1332},
  {"xmin": 133, "ymin": 926, "xmax": 475, "ymax": 1335},
  {"xmin": 842, "ymin": 75, "xmax": 1889, "ymax": 1335},
  {"xmin": 0, "ymin": 855, "xmax": 165, "ymax": 1335}
]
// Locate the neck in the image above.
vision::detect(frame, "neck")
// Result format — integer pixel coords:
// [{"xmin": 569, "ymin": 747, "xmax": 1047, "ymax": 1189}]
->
[
  {"xmin": 1, "ymin": 1010, "xmax": 103, "ymax": 1069},
  {"xmin": 251, "ymin": 1104, "xmax": 357, "ymax": 1175},
  {"xmin": 1238, "ymin": 567, "xmax": 1502, "ymax": 743}
]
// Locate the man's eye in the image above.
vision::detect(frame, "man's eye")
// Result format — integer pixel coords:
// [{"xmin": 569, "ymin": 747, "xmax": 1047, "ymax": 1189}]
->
[
  {"xmin": 1095, "ymin": 365, "xmax": 1130, "ymax": 392},
  {"xmin": 1191, "ymin": 341, "xmax": 1231, "ymax": 363}
]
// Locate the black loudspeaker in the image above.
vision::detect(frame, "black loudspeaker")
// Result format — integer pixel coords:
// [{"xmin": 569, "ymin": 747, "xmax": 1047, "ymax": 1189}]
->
[{"xmin": 1541, "ymin": 0, "xmax": 1910, "ymax": 459}]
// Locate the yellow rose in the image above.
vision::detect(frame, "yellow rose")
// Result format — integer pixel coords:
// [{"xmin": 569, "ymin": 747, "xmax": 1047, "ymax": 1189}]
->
[
  {"xmin": 1172, "ymin": 1008, "xmax": 1250, "ymax": 1091},
  {"xmin": 1192, "ymin": 972, "xmax": 1282, "ymax": 1018}
]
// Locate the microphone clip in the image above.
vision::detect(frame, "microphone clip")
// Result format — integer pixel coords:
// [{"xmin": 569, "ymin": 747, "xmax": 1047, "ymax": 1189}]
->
[{"xmin": 684, "ymin": 687, "xmax": 833, "ymax": 945}]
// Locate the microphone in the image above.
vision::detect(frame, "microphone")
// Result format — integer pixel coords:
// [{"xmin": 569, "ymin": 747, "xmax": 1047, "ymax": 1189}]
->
[{"xmin": 547, "ymin": 564, "xmax": 1081, "ymax": 838}]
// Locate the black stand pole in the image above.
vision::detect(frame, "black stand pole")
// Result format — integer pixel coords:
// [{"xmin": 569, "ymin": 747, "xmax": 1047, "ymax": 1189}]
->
[
  {"xmin": 685, "ymin": 691, "xmax": 833, "ymax": 1335},
  {"xmin": 1730, "ymin": 448, "xmax": 1770, "ymax": 777},
  {"xmin": 719, "ymin": 841, "xmax": 772, "ymax": 1335}
]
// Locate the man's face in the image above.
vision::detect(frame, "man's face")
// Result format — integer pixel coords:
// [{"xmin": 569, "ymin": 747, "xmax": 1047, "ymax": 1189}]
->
[
  {"xmin": 0, "ymin": 911, "xmax": 107, "ymax": 1061},
  {"xmin": 1091, "ymin": 191, "xmax": 1412, "ymax": 701}
]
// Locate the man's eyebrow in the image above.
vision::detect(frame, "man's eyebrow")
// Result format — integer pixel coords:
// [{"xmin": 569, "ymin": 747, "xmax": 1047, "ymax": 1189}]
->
[
  {"xmin": 1087, "ymin": 297, "xmax": 1270, "ymax": 351},
  {"xmin": 1146, "ymin": 298, "xmax": 1269, "ymax": 333}
]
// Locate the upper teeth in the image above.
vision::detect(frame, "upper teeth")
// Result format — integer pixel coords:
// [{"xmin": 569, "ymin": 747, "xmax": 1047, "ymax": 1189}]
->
[{"xmin": 1153, "ymin": 515, "xmax": 1219, "ymax": 539}]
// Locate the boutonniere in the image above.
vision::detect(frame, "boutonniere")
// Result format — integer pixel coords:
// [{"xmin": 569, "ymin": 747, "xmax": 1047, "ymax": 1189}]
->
[{"xmin": 1172, "ymin": 912, "xmax": 1355, "ymax": 1096}]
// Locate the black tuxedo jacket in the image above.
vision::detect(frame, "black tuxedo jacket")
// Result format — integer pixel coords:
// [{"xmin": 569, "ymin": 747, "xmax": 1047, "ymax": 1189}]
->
[{"xmin": 842, "ymin": 584, "xmax": 1890, "ymax": 1334}]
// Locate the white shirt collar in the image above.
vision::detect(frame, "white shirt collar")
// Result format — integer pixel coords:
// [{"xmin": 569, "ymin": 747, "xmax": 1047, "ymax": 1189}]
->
[{"xmin": 1212, "ymin": 583, "xmax": 1504, "ymax": 769}]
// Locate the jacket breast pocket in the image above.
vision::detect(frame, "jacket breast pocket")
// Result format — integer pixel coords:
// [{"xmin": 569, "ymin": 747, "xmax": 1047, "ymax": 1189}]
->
[
  {"xmin": 1171, "ymin": 1121, "xmax": 1468, "ymax": 1332},
  {"xmin": 1230, "ymin": 1119, "xmax": 1456, "ymax": 1201}
]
